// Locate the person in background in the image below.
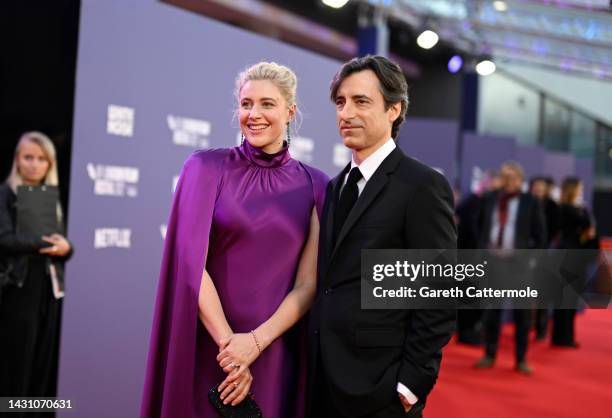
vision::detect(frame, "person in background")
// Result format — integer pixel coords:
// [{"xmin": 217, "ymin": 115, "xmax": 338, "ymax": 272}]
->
[
  {"xmin": 475, "ymin": 161, "xmax": 546, "ymax": 375},
  {"xmin": 551, "ymin": 177, "xmax": 595, "ymax": 348},
  {"xmin": 0, "ymin": 132, "xmax": 73, "ymax": 417},
  {"xmin": 529, "ymin": 176, "xmax": 547, "ymax": 200},
  {"xmin": 542, "ymin": 176, "xmax": 560, "ymax": 246},
  {"xmin": 456, "ymin": 169, "xmax": 501, "ymax": 345},
  {"xmin": 529, "ymin": 176, "xmax": 558, "ymax": 340}
]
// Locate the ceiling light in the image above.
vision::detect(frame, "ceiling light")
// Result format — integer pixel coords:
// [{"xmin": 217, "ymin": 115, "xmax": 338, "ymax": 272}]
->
[
  {"xmin": 476, "ymin": 59, "xmax": 496, "ymax": 76},
  {"xmin": 448, "ymin": 55, "xmax": 463, "ymax": 73},
  {"xmin": 417, "ymin": 30, "xmax": 439, "ymax": 49},
  {"xmin": 493, "ymin": 1, "xmax": 508, "ymax": 12},
  {"xmin": 322, "ymin": 0, "xmax": 350, "ymax": 9}
]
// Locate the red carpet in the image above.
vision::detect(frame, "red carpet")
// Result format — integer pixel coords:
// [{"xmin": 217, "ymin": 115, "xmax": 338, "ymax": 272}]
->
[{"xmin": 427, "ymin": 310, "xmax": 612, "ymax": 418}]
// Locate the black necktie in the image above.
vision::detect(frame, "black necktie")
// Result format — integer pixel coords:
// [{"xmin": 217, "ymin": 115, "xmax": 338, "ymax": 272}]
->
[{"xmin": 334, "ymin": 167, "xmax": 363, "ymax": 244}]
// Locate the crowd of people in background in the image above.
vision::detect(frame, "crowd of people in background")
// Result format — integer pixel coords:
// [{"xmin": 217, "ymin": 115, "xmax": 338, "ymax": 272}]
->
[{"xmin": 454, "ymin": 161, "xmax": 598, "ymax": 375}]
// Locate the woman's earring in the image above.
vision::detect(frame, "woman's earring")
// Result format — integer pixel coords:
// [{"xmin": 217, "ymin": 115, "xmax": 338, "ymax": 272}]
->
[
  {"xmin": 241, "ymin": 134, "xmax": 245, "ymax": 145},
  {"xmin": 286, "ymin": 123, "xmax": 291, "ymax": 146}
]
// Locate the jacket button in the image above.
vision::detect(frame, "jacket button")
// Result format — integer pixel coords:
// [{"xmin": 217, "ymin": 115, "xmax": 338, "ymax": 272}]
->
[
  {"xmin": 324, "ymin": 288, "xmax": 332, "ymax": 295},
  {"xmin": 314, "ymin": 330, "xmax": 319, "ymax": 335}
]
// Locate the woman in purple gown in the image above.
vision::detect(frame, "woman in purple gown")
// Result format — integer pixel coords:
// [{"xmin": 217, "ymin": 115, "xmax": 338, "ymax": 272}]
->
[{"xmin": 141, "ymin": 62, "xmax": 329, "ymax": 418}]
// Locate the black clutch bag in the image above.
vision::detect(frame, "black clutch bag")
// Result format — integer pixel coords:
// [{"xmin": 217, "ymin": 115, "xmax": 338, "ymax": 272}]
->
[{"xmin": 208, "ymin": 383, "xmax": 262, "ymax": 418}]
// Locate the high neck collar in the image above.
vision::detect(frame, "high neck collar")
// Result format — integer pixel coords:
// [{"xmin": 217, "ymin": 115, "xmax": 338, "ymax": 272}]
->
[{"xmin": 240, "ymin": 139, "xmax": 291, "ymax": 168}]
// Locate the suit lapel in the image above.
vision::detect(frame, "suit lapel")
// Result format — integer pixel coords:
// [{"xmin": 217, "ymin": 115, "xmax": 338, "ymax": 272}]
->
[{"xmin": 330, "ymin": 148, "xmax": 403, "ymax": 260}]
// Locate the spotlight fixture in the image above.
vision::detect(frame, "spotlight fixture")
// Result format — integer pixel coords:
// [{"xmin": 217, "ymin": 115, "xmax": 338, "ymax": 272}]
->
[
  {"xmin": 476, "ymin": 59, "xmax": 496, "ymax": 76},
  {"xmin": 493, "ymin": 1, "xmax": 508, "ymax": 12},
  {"xmin": 416, "ymin": 30, "xmax": 439, "ymax": 50},
  {"xmin": 448, "ymin": 55, "xmax": 463, "ymax": 73},
  {"xmin": 321, "ymin": 0, "xmax": 350, "ymax": 9}
]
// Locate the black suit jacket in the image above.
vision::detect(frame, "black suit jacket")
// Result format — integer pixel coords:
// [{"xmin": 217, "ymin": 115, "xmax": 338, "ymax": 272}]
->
[
  {"xmin": 307, "ymin": 147, "xmax": 457, "ymax": 417},
  {"xmin": 477, "ymin": 191, "xmax": 546, "ymax": 249}
]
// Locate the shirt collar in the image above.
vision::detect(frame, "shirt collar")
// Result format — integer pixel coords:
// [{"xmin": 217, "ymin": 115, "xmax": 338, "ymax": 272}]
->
[{"xmin": 350, "ymin": 138, "xmax": 396, "ymax": 182}]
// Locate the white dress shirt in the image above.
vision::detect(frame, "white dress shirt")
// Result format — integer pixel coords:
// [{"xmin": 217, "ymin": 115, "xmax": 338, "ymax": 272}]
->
[
  {"xmin": 341, "ymin": 138, "xmax": 419, "ymax": 406},
  {"xmin": 341, "ymin": 138, "xmax": 395, "ymax": 196}
]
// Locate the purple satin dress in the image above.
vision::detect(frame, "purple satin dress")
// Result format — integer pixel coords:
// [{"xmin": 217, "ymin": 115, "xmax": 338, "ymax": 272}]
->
[{"xmin": 141, "ymin": 141, "xmax": 328, "ymax": 418}]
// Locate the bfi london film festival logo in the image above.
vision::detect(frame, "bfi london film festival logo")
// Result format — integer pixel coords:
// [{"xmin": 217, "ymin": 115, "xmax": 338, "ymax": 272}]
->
[
  {"xmin": 87, "ymin": 163, "xmax": 139, "ymax": 197},
  {"xmin": 94, "ymin": 228, "xmax": 131, "ymax": 249},
  {"xmin": 107, "ymin": 105, "xmax": 135, "ymax": 137},
  {"xmin": 167, "ymin": 115, "xmax": 211, "ymax": 148}
]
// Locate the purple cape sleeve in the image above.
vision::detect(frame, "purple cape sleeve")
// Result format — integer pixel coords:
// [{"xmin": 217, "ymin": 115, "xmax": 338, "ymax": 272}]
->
[
  {"xmin": 140, "ymin": 149, "xmax": 227, "ymax": 418},
  {"xmin": 300, "ymin": 163, "xmax": 330, "ymax": 221}
]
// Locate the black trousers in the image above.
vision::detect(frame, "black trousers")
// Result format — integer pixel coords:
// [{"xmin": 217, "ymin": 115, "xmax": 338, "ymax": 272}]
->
[
  {"xmin": 457, "ymin": 309, "xmax": 483, "ymax": 345},
  {"xmin": 551, "ymin": 309, "xmax": 576, "ymax": 346},
  {"xmin": 311, "ymin": 343, "xmax": 422, "ymax": 418},
  {"xmin": 484, "ymin": 309, "xmax": 530, "ymax": 363},
  {"xmin": 534, "ymin": 308, "xmax": 549, "ymax": 338},
  {"xmin": 0, "ymin": 259, "xmax": 61, "ymax": 418}
]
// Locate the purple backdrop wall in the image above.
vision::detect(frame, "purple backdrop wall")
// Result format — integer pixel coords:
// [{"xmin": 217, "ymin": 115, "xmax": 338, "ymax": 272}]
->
[
  {"xmin": 543, "ymin": 152, "xmax": 576, "ymax": 186},
  {"xmin": 397, "ymin": 117, "xmax": 459, "ymax": 186},
  {"xmin": 516, "ymin": 145, "xmax": 546, "ymax": 180},
  {"xmin": 460, "ymin": 133, "xmax": 516, "ymax": 194},
  {"xmin": 60, "ymin": 1, "xmax": 344, "ymax": 417}
]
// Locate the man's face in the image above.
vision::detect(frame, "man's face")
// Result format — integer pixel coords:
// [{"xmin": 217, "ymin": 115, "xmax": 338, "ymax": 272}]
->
[
  {"xmin": 500, "ymin": 166, "xmax": 523, "ymax": 194},
  {"xmin": 334, "ymin": 70, "xmax": 400, "ymax": 155},
  {"xmin": 530, "ymin": 180, "xmax": 546, "ymax": 200}
]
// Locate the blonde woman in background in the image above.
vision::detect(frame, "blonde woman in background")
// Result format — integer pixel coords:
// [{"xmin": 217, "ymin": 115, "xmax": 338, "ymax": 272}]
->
[
  {"xmin": 0, "ymin": 132, "xmax": 72, "ymax": 410},
  {"xmin": 552, "ymin": 177, "xmax": 595, "ymax": 348}
]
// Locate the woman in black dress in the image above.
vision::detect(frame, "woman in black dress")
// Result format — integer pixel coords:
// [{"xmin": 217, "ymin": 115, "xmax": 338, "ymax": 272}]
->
[
  {"xmin": 0, "ymin": 132, "xmax": 72, "ymax": 416},
  {"xmin": 551, "ymin": 177, "xmax": 594, "ymax": 347}
]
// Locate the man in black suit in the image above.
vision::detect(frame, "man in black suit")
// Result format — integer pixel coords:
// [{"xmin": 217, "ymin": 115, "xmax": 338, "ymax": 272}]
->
[
  {"xmin": 307, "ymin": 55, "xmax": 457, "ymax": 418},
  {"xmin": 475, "ymin": 161, "xmax": 546, "ymax": 374},
  {"xmin": 530, "ymin": 176, "xmax": 558, "ymax": 339},
  {"xmin": 455, "ymin": 170, "xmax": 501, "ymax": 345}
]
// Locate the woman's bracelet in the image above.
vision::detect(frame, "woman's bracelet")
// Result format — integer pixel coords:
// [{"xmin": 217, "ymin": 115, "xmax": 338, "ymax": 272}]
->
[{"xmin": 250, "ymin": 330, "xmax": 262, "ymax": 354}]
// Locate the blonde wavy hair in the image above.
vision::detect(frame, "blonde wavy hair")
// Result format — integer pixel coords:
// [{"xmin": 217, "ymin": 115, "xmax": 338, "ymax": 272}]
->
[{"xmin": 6, "ymin": 131, "xmax": 59, "ymax": 192}]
